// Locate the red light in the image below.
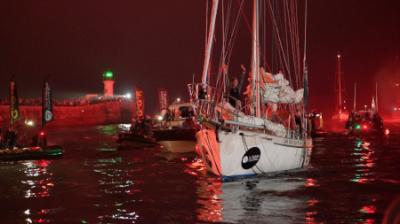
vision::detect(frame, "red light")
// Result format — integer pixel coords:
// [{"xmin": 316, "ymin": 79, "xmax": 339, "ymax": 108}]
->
[
  {"xmin": 40, "ymin": 131, "xmax": 45, "ymax": 136},
  {"xmin": 385, "ymin": 129, "xmax": 390, "ymax": 135},
  {"xmin": 362, "ymin": 124, "xmax": 368, "ymax": 130}
]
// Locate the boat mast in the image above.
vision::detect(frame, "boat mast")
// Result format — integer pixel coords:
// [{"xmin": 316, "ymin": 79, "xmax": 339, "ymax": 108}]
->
[
  {"xmin": 353, "ymin": 83, "xmax": 357, "ymax": 111},
  {"xmin": 375, "ymin": 82, "xmax": 379, "ymax": 112},
  {"xmin": 201, "ymin": 0, "xmax": 219, "ymax": 85},
  {"xmin": 303, "ymin": 0, "xmax": 309, "ymax": 137},
  {"xmin": 336, "ymin": 53, "xmax": 343, "ymax": 114},
  {"xmin": 251, "ymin": 0, "xmax": 261, "ymax": 117}
]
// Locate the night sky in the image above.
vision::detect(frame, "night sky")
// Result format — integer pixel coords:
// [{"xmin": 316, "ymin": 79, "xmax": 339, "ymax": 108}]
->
[{"xmin": 1, "ymin": 0, "xmax": 399, "ymax": 114}]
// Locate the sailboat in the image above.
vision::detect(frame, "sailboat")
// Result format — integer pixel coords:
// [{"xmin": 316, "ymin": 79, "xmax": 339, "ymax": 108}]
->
[
  {"xmin": 345, "ymin": 82, "xmax": 387, "ymax": 135},
  {"xmin": 331, "ymin": 53, "xmax": 349, "ymax": 131},
  {"xmin": 195, "ymin": 0, "xmax": 312, "ymax": 178},
  {"xmin": 0, "ymin": 80, "xmax": 63, "ymax": 161}
]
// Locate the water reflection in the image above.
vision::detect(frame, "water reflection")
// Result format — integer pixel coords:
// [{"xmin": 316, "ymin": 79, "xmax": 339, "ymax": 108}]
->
[
  {"xmin": 85, "ymin": 157, "xmax": 141, "ymax": 223},
  {"xmin": 188, "ymin": 159, "xmax": 308, "ymax": 223},
  {"xmin": 21, "ymin": 160, "xmax": 56, "ymax": 223},
  {"xmin": 186, "ymin": 134, "xmax": 388, "ymax": 224},
  {"xmin": 21, "ymin": 160, "xmax": 54, "ymax": 199},
  {"xmin": 98, "ymin": 125, "xmax": 118, "ymax": 136},
  {"xmin": 351, "ymin": 138, "xmax": 376, "ymax": 184},
  {"xmin": 1, "ymin": 125, "xmax": 399, "ymax": 223},
  {"xmin": 185, "ymin": 158, "xmax": 223, "ymax": 222}
]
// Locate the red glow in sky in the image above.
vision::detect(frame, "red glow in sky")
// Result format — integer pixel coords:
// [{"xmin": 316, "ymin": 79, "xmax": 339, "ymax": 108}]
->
[{"xmin": 0, "ymin": 1, "xmax": 399, "ymax": 113}]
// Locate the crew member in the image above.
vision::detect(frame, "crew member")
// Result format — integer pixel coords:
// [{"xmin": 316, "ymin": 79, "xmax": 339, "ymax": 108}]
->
[
  {"xmin": 229, "ymin": 77, "xmax": 241, "ymax": 109},
  {"xmin": 144, "ymin": 115, "xmax": 153, "ymax": 137}
]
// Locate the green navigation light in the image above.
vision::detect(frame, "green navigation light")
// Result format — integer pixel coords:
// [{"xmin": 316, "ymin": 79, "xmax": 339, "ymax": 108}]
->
[
  {"xmin": 355, "ymin": 124, "xmax": 361, "ymax": 130},
  {"xmin": 103, "ymin": 70, "xmax": 114, "ymax": 79}
]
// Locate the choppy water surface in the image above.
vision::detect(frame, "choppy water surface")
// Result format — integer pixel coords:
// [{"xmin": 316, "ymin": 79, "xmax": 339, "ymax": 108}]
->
[{"xmin": 1, "ymin": 124, "xmax": 400, "ymax": 223}]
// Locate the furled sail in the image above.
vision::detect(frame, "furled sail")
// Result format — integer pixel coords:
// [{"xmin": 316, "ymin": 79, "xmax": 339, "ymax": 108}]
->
[
  {"xmin": 217, "ymin": 102, "xmax": 287, "ymax": 137},
  {"xmin": 263, "ymin": 72, "xmax": 304, "ymax": 104}
]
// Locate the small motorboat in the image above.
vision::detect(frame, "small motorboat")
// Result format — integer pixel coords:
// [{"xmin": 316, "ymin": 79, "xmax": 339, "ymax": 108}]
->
[
  {"xmin": 153, "ymin": 102, "xmax": 198, "ymax": 153},
  {"xmin": 116, "ymin": 114, "xmax": 157, "ymax": 149},
  {"xmin": 0, "ymin": 145, "xmax": 63, "ymax": 161},
  {"xmin": 0, "ymin": 80, "xmax": 64, "ymax": 161},
  {"xmin": 117, "ymin": 131, "xmax": 156, "ymax": 149},
  {"xmin": 307, "ymin": 112, "xmax": 328, "ymax": 137},
  {"xmin": 345, "ymin": 110, "xmax": 386, "ymax": 136},
  {"xmin": 152, "ymin": 127, "xmax": 197, "ymax": 153}
]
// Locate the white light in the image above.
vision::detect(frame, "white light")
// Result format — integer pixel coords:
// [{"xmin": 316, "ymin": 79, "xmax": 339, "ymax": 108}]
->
[
  {"xmin": 176, "ymin": 97, "xmax": 181, "ymax": 103},
  {"xmin": 25, "ymin": 120, "xmax": 35, "ymax": 127},
  {"xmin": 157, "ymin": 115, "xmax": 163, "ymax": 121},
  {"xmin": 125, "ymin": 93, "xmax": 132, "ymax": 99}
]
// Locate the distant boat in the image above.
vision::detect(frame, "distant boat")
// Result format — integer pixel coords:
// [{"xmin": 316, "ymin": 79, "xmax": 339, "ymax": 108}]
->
[
  {"xmin": 116, "ymin": 88, "xmax": 156, "ymax": 149},
  {"xmin": 345, "ymin": 85, "xmax": 388, "ymax": 136},
  {"xmin": 307, "ymin": 112, "xmax": 327, "ymax": 138},
  {"xmin": 0, "ymin": 80, "xmax": 63, "ymax": 161},
  {"xmin": 153, "ymin": 102, "xmax": 198, "ymax": 153},
  {"xmin": 331, "ymin": 53, "xmax": 349, "ymax": 131},
  {"xmin": 117, "ymin": 131, "xmax": 156, "ymax": 149}
]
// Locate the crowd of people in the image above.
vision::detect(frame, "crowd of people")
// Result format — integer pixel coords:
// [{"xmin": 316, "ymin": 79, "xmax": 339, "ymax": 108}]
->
[
  {"xmin": 0, "ymin": 128, "xmax": 18, "ymax": 149},
  {"xmin": 0, "ymin": 96, "xmax": 129, "ymax": 107},
  {"xmin": 129, "ymin": 116, "xmax": 153, "ymax": 138}
]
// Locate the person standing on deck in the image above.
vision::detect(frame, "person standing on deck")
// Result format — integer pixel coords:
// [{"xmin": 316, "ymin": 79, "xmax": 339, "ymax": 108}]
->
[
  {"xmin": 243, "ymin": 76, "xmax": 253, "ymax": 114},
  {"xmin": 229, "ymin": 77, "xmax": 241, "ymax": 109}
]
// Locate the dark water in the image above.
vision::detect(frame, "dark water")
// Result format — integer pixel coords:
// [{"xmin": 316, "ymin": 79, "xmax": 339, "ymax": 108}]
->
[{"xmin": 1, "ymin": 124, "xmax": 400, "ymax": 224}]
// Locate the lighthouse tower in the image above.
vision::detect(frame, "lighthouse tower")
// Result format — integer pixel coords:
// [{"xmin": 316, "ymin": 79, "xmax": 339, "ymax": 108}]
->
[{"xmin": 103, "ymin": 70, "xmax": 114, "ymax": 97}]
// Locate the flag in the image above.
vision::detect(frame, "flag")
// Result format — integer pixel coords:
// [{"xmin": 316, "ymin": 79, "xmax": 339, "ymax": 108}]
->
[
  {"xmin": 9, "ymin": 80, "xmax": 20, "ymax": 125},
  {"xmin": 135, "ymin": 89, "xmax": 145, "ymax": 119},
  {"xmin": 42, "ymin": 81, "xmax": 53, "ymax": 128},
  {"xmin": 158, "ymin": 89, "xmax": 168, "ymax": 111}
]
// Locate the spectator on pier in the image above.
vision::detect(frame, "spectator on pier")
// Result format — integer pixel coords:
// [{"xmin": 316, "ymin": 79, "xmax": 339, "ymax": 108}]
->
[{"xmin": 4, "ymin": 128, "xmax": 17, "ymax": 148}]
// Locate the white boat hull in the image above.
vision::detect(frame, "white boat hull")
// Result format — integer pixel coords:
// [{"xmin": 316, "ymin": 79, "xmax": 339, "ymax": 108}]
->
[
  {"xmin": 158, "ymin": 140, "xmax": 196, "ymax": 153},
  {"xmin": 196, "ymin": 129, "xmax": 312, "ymax": 177}
]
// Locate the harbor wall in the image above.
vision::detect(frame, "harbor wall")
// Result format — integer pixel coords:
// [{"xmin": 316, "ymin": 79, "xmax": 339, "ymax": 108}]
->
[{"xmin": 0, "ymin": 100, "xmax": 134, "ymax": 128}]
